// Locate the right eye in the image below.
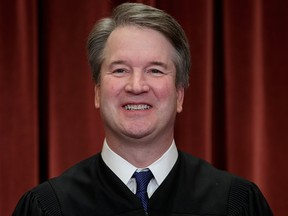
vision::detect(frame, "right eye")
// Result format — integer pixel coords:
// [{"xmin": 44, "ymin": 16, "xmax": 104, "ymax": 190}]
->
[
  {"xmin": 112, "ymin": 68, "xmax": 127, "ymax": 76},
  {"xmin": 113, "ymin": 68, "xmax": 125, "ymax": 73}
]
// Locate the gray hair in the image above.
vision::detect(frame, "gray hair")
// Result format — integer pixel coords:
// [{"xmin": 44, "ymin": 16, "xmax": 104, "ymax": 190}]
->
[{"xmin": 87, "ymin": 2, "xmax": 191, "ymax": 88}]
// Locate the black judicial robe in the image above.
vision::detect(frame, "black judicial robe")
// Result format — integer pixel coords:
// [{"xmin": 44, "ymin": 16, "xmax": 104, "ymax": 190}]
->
[{"xmin": 13, "ymin": 151, "xmax": 273, "ymax": 216}]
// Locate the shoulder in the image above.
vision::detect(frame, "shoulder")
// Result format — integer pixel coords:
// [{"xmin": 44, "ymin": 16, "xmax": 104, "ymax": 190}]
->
[
  {"xmin": 13, "ymin": 154, "xmax": 102, "ymax": 216},
  {"xmin": 178, "ymin": 151, "xmax": 232, "ymax": 183},
  {"xmin": 13, "ymin": 181, "xmax": 61, "ymax": 216},
  {"xmin": 178, "ymin": 151, "xmax": 273, "ymax": 215},
  {"xmin": 48, "ymin": 153, "xmax": 102, "ymax": 194},
  {"xmin": 227, "ymin": 176, "xmax": 273, "ymax": 215},
  {"xmin": 58, "ymin": 153, "xmax": 101, "ymax": 177}
]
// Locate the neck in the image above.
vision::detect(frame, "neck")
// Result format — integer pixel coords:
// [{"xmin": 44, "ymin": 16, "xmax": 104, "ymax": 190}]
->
[{"xmin": 105, "ymin": 134, "xmax": 174, "ymax": 168}]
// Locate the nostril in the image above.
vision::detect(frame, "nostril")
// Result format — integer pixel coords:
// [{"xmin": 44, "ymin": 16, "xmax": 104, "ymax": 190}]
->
[
  {"xmin": 125, "ymin": 85, "xmax": 150, "ymax": 94},
  {"xmin": 125, "ymin": 80, "xmax": 149, "ymax": 94}
]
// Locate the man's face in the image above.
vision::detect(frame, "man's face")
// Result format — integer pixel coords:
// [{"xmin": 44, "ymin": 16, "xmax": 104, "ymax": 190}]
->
[{"xmin": 95, "ymin": 26, "xmax": 184, "ymax": 143}]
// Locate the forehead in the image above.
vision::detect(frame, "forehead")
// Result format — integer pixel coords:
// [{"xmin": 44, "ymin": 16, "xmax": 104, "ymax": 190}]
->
[{"xmin": 103, "ymin": 26, "xmax": 175, "ymax": 65}]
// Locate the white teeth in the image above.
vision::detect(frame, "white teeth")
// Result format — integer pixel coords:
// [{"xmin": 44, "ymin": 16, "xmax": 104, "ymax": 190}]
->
[{"xmin": 124, "ymin": 104, "xmax": 151, "ymax": 110}]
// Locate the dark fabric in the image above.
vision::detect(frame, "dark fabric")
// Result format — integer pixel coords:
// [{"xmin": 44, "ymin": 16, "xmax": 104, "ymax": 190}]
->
[
  {"xmin": 13, "ymin": 152, "xmax": 273, "ymax": 216},
  {"xmin": 12, "ymin": 182, "xmax": 62, "ymax": 216}
]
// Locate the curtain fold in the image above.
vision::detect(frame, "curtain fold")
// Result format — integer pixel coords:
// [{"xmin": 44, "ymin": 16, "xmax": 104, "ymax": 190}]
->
[
  {"xmin": 0, "ymin": 0, "xmax": 38, "ymax": 215},
  {"xmin": 1, "ymin": 0, "xmax": 287, "ymax": 215},
  {"xmin": 39, "ymin": 0, "xmax": 108, "ymax": 178},
  {"xmin": 173, "ymin": 0, "xmax": 216, "ymax": 162}
]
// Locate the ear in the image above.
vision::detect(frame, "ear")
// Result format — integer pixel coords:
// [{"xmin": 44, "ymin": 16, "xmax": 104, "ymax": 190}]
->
[
  {"xmin": 176, "ymin": 87, "xmax": 184, "ymax": 113},
  {"xmin": 94, "ymin": 85, "xmax": 100, "ymax": 109}
]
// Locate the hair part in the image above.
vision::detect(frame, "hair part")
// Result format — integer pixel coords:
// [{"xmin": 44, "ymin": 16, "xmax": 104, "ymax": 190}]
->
[{"xmin": 87, "ymin": 2, "xmax": 191, "ymax": 88}]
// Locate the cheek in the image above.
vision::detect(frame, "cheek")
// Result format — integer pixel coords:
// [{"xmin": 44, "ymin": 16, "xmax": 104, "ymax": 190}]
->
[
  {"xmin": 154, "ymin": 81, "xmax": 177, "ymax": 103},
  {"xmin": 100, "ymin": 79, "xmax": 123, "ymax": 102}
]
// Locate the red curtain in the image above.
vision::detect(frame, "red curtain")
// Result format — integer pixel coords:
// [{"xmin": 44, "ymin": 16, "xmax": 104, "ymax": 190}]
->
[
  {"xmin": 1, "ymin": 0, "xmax": 287, "ymax": 215},
  {"xmin": 0, "ymin": 0, "xmax": 39, "ymax": 214}
]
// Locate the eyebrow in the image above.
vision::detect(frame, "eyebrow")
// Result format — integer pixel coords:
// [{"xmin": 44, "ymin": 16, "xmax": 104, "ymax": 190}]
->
[
  {"xmin": 108, "ymin": 60, "xmax": 168, "ymax": 69},
  {"xmin": 149, "ymin": 61, "xmax": 168, "ymax": 69},
  {"xmin": 110, "ymin": 60, "xmax": 127, "ymax": 65},
  {"xmin": 108, "ymin": 60, "xmax": 128, "ymax": 70}
]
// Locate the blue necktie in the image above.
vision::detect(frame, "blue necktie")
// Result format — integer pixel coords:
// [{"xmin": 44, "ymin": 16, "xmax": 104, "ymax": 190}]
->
[{"xmin": 133, "ymin": 170, "xmax": 153, "ymax": 212}]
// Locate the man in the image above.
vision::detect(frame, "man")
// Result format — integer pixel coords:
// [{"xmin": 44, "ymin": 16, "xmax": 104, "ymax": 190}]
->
[{"xmin": 13, "ymin": 3, "xmax": 273, "ymax": 216}]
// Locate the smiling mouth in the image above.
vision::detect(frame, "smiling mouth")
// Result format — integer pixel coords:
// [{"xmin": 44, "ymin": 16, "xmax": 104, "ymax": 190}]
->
[{"xmin": 123, "ymin": 104, "xmax": 152, "ymax": 111}]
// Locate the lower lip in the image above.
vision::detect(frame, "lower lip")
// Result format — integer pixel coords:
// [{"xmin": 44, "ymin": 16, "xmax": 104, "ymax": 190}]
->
[{"xmin": 122, "ymin": 107, "xmax": 152, "ymax": 113}]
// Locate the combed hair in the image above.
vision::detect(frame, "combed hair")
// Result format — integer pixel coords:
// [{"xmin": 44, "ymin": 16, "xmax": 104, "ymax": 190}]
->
[{"xmin": 87, "ymin": 2, "xmax": 191, "ymax": 88}]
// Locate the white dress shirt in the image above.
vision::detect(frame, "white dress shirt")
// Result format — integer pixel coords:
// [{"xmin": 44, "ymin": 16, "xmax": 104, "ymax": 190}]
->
[{"xmin": 101, "ymin": 139, "xmax": 178, "ymax": 198}]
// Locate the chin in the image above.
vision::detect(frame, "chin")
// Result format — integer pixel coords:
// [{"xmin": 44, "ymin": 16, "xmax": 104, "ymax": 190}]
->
[{"xmin": 122, "ymin": 128, "xmax": 154, "ymax": 140}]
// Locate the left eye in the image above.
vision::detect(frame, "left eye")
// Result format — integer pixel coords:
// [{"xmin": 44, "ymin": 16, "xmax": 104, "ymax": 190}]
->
[
  {"xmin": 113, "ymin": 68, "xmax": 126, "ymax": 73},
  {"xmin": 149, "ymin": 69, "xmax": 164, "ymax": 75}
]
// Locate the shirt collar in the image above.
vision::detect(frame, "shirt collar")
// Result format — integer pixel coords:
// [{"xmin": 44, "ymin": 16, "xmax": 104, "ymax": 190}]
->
[{"xmin": 101, "ymin": 139, "xmax": 178, "ymax": 186}]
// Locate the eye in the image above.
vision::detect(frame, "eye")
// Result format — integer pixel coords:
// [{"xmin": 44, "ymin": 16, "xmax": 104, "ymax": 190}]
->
[
  {"xmin": 112, "ymin": 68, "xmax": 127, "ymax": 76},
  {"xmin": 149, "ymin": 68, "xmax": 165, "ymax": 76},
  {"xmin": 113, "ymin": 68, "xmax": 125, "ymax": 73}
]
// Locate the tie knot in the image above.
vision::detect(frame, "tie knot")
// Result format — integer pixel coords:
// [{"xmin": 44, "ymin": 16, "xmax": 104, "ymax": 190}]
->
[{"xmin": 133, "ymin": 169, "xmax": 153, "ymax": 193}]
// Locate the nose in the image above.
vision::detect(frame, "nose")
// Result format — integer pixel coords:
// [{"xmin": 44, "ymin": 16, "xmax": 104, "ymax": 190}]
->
[{"xmin": 124, "ymin": 70, "xmax": 149, "ymax": 94}]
